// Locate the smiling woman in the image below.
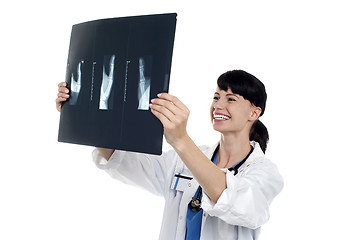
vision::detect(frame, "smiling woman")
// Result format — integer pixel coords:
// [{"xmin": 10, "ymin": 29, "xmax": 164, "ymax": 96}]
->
[
  {"xmin": 213, "ymin": 70, "xmax": 268, "ymax": 153},
  {"xmin": 56, "ymin": 69, "xmax": 283, "ymax": 240}
]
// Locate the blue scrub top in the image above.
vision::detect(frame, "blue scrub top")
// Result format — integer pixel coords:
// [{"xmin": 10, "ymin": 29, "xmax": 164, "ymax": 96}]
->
[{"xmin": 185, "ymin": 151, "xmax": 219, "ymax": 240}]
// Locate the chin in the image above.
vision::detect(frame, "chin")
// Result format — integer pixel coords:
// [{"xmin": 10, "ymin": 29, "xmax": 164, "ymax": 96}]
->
[
  {"xmin": 212, "ymin": 122, "xmax": 243, "ymax": 135},
  {"xmin": 212, "ymin": 123, "xmax": 228, "ymax": 133}
]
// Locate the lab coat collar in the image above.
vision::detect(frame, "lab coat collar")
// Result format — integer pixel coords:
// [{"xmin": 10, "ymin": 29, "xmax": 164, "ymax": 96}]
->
[{"xmin": 205, "ymin": 141, "xmax": 265, "ymax": 164}]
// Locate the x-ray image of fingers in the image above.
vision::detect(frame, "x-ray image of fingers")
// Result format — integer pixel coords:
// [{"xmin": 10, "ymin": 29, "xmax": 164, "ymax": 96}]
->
[
  {"xmin": 99, "ymin": 55, "xmax": 115, "ymax": 110},
  {"xmin": 69, "ymin": 60, "xmax": 83, "ymax": 105},
  {"xmin": 138, "ymin": 57, "xmax": 152, "ymax": 110}
]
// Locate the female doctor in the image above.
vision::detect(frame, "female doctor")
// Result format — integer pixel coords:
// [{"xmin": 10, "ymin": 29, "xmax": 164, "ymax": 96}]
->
[{"xmin": 56, "ymin": 69, "xmax": 284, "ymax": 240}]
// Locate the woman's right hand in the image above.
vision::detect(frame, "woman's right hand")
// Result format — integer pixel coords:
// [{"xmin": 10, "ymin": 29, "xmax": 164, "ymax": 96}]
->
[{"xmin": 56, "ymin": 82, "xmax": 70, "ymax": 112}]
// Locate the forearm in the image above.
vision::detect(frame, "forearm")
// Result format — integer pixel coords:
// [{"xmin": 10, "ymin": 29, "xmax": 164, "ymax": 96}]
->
[
  {"xmin": 172, "ymin": 135, "xmax": 226, "ymax": 203},
  {"xmin": 149, "ymin": 93, "xmax": 226, "ymax": 202},
  {"xmin": 96, "ymin": 147, "xmax": 115, "ymax": 161}
]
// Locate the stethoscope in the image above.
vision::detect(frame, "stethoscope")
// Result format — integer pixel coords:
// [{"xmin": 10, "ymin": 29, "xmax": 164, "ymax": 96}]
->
[{"xmin": 188, "ymin": 145, "xmax": 254, "ymax": 212}]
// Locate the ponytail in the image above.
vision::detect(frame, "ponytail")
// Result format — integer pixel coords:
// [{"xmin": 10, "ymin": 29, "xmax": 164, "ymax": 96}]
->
[{"xmin": 250, "ymin": 120, "xmax": 269, "ymax": 153}]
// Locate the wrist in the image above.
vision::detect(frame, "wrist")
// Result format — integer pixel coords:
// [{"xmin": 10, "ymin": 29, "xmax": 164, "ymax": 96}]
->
[
  {"xmin": 171, "ymin": 133, "xmax": 193, "ymax": 153},
  {"xmin": 96, "ymin": 147, "xmax": 115, "ymax": 161}
]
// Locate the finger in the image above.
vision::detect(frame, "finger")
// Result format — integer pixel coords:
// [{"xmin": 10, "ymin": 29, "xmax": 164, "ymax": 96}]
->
[
  {"xmin": 157, "ymin": 93, "xmax": 189, "ymax": 112},
  {"xmin": 57, "ymin": 92, "xmax": 70, "ymax": 99},
  {"xmin": 149, "ymin": 102, "xmax": 176, "ymax": 122},
  {"xmin": 58, "ymin": 86, "xmax": 69, "ymax": 94},
  {"xmin": 56, "ymin": 97, "xmax": 68, "ymax": 104},
  {"xmin": 58, "ymin": 82, "xmax": 67, "ymax": 87},
  {"xmin": 150, "ymin": 98, "xmax": 180, "ymax": 116}
]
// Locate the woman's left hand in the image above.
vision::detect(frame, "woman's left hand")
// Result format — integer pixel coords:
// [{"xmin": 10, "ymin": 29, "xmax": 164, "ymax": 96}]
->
[{"xmin": 149, "ymin": 93, "xmax": 190, "ymax": 148}]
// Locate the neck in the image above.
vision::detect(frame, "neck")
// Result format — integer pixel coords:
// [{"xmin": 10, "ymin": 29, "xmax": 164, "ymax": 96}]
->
[{"xmin": 217, "ymin": 133, "xmax": 252, "ymax": 168}]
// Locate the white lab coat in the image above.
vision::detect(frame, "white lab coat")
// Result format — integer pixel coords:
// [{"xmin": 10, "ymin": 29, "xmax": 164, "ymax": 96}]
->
[{"xmin": 92, "ymin": 141, "xmax": 283, "ymax": 240}]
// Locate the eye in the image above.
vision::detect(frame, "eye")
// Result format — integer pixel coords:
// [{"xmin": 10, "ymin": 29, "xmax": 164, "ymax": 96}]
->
[
  {"xmin": 228, "ymin": 98, "xmax": 236, "ymax": 102},
  {"xmin": 213, "ymin": 96, "xmax": 220, "ymax": 101}
]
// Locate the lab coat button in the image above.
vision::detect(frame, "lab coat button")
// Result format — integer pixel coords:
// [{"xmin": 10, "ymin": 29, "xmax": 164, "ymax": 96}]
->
[
  {"xmin": 179, "ymin": 216, "xmax": 183, "ymax": 220},
  {"xmin": 188, "ymin": 183, "xmax": 192, "ymax": 187}
]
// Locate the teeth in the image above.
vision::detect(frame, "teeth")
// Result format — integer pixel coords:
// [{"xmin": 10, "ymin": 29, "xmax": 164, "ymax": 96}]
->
[{"xmin": 214, "ymin": 114, "xmax": 230, "ymax": 120}]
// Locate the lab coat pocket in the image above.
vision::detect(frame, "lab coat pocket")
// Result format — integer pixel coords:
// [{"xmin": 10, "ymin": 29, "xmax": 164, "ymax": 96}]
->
[{"xmin": 171, "ymin": 173, "xmax": 193, "ymax": 192}]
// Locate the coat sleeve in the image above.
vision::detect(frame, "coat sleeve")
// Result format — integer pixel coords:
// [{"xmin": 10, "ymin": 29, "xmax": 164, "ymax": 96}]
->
[
  {"xmin": 201, "ymin": 159, "xmax": 284, "ymax": 229},
  {"xmin": 92, "ymin": 148, "xmax": 178, "ymax": 197}
]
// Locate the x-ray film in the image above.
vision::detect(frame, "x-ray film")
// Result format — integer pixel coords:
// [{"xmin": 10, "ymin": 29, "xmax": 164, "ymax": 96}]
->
[{"xmin": 58, "ymin": 13, "xmax": 177, "ymax": 155}]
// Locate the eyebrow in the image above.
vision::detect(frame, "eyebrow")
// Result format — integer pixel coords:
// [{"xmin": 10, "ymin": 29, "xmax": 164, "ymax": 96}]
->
[
  {"xmin": 214, "ymin": 92, "xmax": 240, "ymax": 99},
  {"xmin": 226, "ymin": 94, "xmax": 240, "ymax": 98}
]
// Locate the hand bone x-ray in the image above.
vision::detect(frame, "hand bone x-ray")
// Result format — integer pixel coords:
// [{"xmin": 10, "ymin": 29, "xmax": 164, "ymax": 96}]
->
[
  {"xmin": 99, "ymin": 54, "xmax": 115, "ymax": 110},
  {"xmin": 137, "ymin": 57, "xmax": 152, "ymax": 110},
  {"xmin": 69, "ymin": 60, "xmax": 83, "ymax": 105}
]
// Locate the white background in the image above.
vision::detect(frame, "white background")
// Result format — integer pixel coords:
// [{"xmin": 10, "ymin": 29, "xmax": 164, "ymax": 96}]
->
[{"xmin": 1, "ymin": 0, "xmax": 361, "ymax": 239}]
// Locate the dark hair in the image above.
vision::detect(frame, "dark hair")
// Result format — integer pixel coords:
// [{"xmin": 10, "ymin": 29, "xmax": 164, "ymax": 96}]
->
[{"xmin": 217, "ymin": 70, "xmax": 269, "ymax": 153}]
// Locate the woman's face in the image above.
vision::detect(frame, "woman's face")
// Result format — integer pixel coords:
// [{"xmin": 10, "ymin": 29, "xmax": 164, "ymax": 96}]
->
[{"xmin": 210, "ymin": 87, "xmax": 261, "ymax": 135}]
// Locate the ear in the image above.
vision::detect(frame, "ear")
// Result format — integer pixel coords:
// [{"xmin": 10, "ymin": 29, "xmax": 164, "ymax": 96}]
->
[{"xmin": 249, "ymin": 107, "xmax": 262, "ymax": 121}]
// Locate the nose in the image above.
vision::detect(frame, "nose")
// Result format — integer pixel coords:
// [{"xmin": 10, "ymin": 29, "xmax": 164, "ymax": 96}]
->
[{"xmin": 213, "ymin": 99, "xmax": 226, "ymax": 110}]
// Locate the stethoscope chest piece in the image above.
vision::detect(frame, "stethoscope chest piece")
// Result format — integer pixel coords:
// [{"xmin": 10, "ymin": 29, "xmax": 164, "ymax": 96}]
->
[{"xmin": 189, "ymin": 196, "xmax": 202, "ymax": 212}]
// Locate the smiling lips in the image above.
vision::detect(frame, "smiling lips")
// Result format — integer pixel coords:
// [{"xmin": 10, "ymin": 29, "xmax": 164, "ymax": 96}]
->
[{"xmin": 213, "ymin": 113, "xmax": 231, "ymax": 121}]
